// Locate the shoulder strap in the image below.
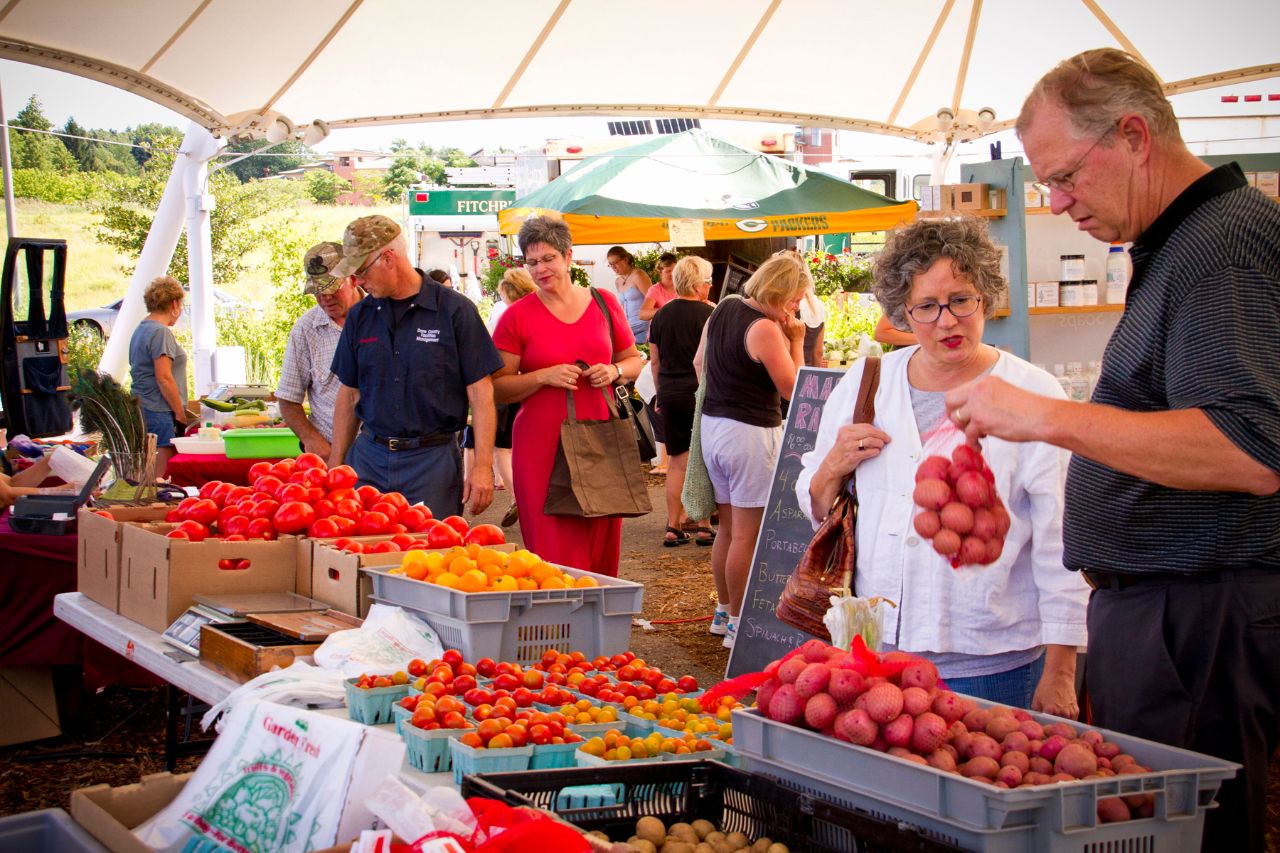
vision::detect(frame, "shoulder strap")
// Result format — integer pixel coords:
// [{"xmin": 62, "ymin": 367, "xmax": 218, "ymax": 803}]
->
[
  {"xmin": 852, "ymin": 356, "xmax": 881, "ymax": 425},
  {"xmin": 588, "ymin": 287, "xmax": 617, "ymax": 355}
]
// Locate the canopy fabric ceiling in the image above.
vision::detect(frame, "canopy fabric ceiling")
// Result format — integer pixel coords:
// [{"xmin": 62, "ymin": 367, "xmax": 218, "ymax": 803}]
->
[
  {"xmin": 498, "ymin": 129, "xmax": 916, "ymax": 243},
  {"xmin": 0, "ymin": 0, "xmax": 1275, "ymax": 142}
]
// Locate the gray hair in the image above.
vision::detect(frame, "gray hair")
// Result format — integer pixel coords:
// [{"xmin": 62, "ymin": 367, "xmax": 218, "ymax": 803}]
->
[
  {"xmin": 517, "ymin": 215, "xmax": 572, "ymax": 257},
  {"xmin": 873, "ymin": 217, "xmax": 1005, "ymax": 331},
  {"xmin": 1017, "ymin": 48, "xmax": 1181, "ymax": 143},
  {"xmin": 672, "ymin": 256, "xmax": 712, "ymax": 297}
]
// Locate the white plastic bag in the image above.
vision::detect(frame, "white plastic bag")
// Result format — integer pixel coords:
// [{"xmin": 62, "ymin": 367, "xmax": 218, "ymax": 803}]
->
[
  {"xmin": 312, "ymin": 603, "xmax": 444, "ymax": 677},
  {"xmin": 825, "ymin": 595, "xmax": 895, "ymax": 652},
  {"xmin": 364, "ymin": 777, "xmax": 479, "ymax": 847},
  {"xmin": 635, "ymin": 360, "xmax": 657, "ymax": 404},
  {"xmin": 201, "ymin": 660, "xmax": 349, "ymax": 731},
  {"xmin": 134, "ymin": 700, "xmax": 369, "ymax": 852}
]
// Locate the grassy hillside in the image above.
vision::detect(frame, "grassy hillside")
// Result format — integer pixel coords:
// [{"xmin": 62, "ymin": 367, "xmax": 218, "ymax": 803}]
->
[{"xmin": 0, "ymin": 198, "xmax": 401, "ymax": 312}]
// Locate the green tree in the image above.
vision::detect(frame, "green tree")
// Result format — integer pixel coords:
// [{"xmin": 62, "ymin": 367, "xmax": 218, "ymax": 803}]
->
[
  {"xmin": 221, "ymin": 138, "xmax": 312, "ymax": 182},
  {"xmin": 305, "ymin": 169, "xmax": 351, "ymax": 204},
  {"xmin": 381, "ymin": 152, "xmax": 421, "ymax": 202},
  {"xmin": 92, "ymin": 133, "xmax": 288, "ymax": 285},
  {"xmin": 128, "ymin": 122, "xmax": 182, "ymax": 168},
  {"xmin": 351, "ymin": 172, "xmax": 386, "ymax": 204},
  {"xmin": 8, "ymin": 96, "xmax": 76, "ymax": 171}
]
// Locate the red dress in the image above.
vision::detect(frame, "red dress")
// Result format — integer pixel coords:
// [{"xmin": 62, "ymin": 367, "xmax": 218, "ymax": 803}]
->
[{"xmin": 492, "ymin": 289, "xmax": 634, "ymax": 576}]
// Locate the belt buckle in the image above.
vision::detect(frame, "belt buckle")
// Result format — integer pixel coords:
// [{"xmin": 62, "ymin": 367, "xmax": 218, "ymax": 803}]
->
[{"xmin": 387, "ymin": 437, "xmax": 402, "ymax": 451}]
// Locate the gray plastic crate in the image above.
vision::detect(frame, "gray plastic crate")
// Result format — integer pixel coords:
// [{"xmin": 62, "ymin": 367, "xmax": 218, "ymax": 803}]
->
[
  {"xmin": 732, "ymin": 704, "xmax": 1238, "ymax": 853},
  {"xmin": 371, "ymin": 586, "xmax": 638, "ymax": 667},
  {"xmin": 0, "ymin": 808, "xmax": 108, "ymax": 852}
]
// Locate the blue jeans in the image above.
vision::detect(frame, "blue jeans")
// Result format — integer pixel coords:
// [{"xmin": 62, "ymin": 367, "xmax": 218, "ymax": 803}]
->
[
  {"xmin": 942, "ymin": 654, "xmax": 1045, "ymax": 708},
  {"xmin": 347, "ymin": 433, "xmax": 462, "ymax": 518},
  {"xmin": 143, "ymin": 408, "xmax": 177, "ymax": 447}
]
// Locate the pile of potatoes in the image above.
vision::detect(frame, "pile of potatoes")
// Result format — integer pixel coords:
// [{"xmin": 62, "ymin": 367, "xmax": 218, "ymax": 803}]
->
[{"xmin": 583, "ymin": 816, "xmax": 789, "ymax": 853}]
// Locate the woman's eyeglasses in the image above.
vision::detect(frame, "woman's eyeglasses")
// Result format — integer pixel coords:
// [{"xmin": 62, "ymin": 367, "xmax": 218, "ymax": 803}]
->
[{"xmin": 906, "ymin": 294, "xmax": 982, "ymax": 324}]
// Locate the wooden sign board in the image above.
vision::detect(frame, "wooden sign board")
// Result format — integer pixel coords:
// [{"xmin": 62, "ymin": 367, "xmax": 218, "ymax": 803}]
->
[{"xmin": 726, "ymin": 366, "xmax": 846, "ymax": 678}]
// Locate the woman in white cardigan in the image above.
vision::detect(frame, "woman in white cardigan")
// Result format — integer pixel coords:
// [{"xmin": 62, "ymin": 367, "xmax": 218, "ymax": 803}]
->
[{"xmin": 797, "ymin": 216, "xmax": 1088, "ymax": 717}]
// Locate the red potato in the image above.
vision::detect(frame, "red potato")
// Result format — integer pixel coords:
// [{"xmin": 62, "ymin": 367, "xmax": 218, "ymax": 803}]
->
[
  {"xmin": 932, "ymin": 529, "xmax": 962, "ymax": 556},
  {"xmin": 915, "ymin": 455, "xmax": 951, "ymax": 483},
  {"xmin": 927, "ymin": 749, "xmax": 957, "ymax": 773},
  {"xmin": 1000, "ymin": 750, "xmax": 1030, "ymax": 773},
  {"xmin": 804, "ymin": 693, "xmax": 839, "ymax": 730},
  {"xmin": 834, "ymin": 708, "xmax": 878, "ymax": 746},
  {"xmin": 954, "ymin": 470, "xmax": 993, "ymax": 509},
  {"xmin": 901, "ymin": 687, "xmax": 932, "ymax": 716},
  {"xmin": 961, "ymin": 756, "xmax": 1000, "ymax": 779},
  {"xmin": 1097, "ymin": 797, "xmax": 1131, "ymax": 823},
  {"xmin": 913, "ymin": 478, "xmax": 952, "ymax": 511},
  {"xmin": 910, "ymin": 712, "xmax": 948, "ymax": 754},
  {"xmin": 913, "ymin": 510, "xmax": 942, "ymax": 538},
  {"xmin": 959, "ymin": 536, "xmax": 988, "ymax": 565},
  {"xmin": 939, "ymin": 502, "xmax": 974, "ymax": 533},
  {"xmin": 883, "ymin": 714, "xmax": 914, "ymax": 748}
]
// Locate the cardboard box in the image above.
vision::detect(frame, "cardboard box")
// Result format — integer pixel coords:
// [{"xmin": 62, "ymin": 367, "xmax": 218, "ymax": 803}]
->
[
  {"xmin": 0, "ymin": 666, "xmax": 60, "ymax": 746},
  {"xmin": 118, "ymin": 524, "xmax": 301, "ymax": 632},
  {"xmin": 77, "ymin": 506, "xmax": 172, "ymax": 611},
  {"xmin": 312, "ymin": 541, "xmax": 518, "ymax": 617},
  {"xmin": 988, "ymin": 188, "xmax": 1007, "ymax": 210},
  {"xmin": 951, "ymin": 182, "xmax": 991, "ymax": 210},
  {"xmin": 1257, "ymin": 170, "xmax": 1279, "ymax": 197},
  {"xmin": 72, "ymin": 772, "xmax": 192, "ymax": 853},
  {"xmin": 1243, "ymin": 171, "xmax": 1257, "ymax": 188}
]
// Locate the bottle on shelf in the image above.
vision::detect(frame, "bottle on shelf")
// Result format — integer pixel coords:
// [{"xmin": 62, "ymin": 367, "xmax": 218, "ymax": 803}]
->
[
  {"xmin": 1065, "ymin": 362, "xmax": 1090, "ymax": 402},
  {"xmin": 1106, "ymin": 244, "xmax": 1130, "ymax": 305},
  {"xmin": 1087, "ymin": 361, "xmax": 1102, "ymax": 397},
  {"xmin": 1053, "ymin": 364, "xmax": 1072, "ymax": 398}
]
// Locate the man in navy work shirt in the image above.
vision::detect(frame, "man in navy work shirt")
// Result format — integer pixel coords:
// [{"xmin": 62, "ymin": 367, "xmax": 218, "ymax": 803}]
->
[
  {"xmin": 328, "ymin": 215, "xmax": 502, "ymax": 517},
  {"xmin": 945, "ymin": 49, "xmax": 1280, "ymax": 852}
]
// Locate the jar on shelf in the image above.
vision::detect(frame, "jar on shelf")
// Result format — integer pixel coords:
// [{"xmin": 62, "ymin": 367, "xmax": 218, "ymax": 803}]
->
[
  {"xmin": 1059, "ymin": 280, "xmax": 1083, "ymax": 307},
  {"xmin": 1059, "ymin": 254, "xmax": 1085, "ymax": 281},
  {"xmin": 1080, "ymin": 279, "xmax": 1099, "ymax": 306}
]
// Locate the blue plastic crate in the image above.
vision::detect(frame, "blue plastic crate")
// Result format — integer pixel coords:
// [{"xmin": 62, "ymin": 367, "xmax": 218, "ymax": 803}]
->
[
  {"xmin": 531, "ymin": 740, "xmax": 580, "ymax": 770},
  {"xmin": 449, "ymin": 740, "xmax": 534, "ymax": 786},
  {"xmin": 0, "ymin": 808, "xmax": 108, "ymax": 852}
]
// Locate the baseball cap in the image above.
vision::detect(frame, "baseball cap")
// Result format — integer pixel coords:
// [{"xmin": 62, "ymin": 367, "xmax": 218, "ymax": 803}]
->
[
  {"xmin": 302, "ymin": 241, "xmax": 344, "ymax": 295},
  {"xmin": 332, "ymin": 215, "xmax": 402, "ymax": 278}
]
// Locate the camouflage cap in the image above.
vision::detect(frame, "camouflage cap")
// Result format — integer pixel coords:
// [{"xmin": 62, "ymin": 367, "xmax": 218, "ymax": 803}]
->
[
  {"xmin": 331, "ymin": 214, "xmax": 402, "ymax": 278},
  {"xmin": 302, "ymin": 241, "xmax": 345, "ymax": 295}
]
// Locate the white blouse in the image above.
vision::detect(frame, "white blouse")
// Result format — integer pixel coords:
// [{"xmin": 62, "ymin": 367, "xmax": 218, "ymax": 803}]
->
[{"xmin": 795, "ymin": 347, "xmax": 1089, "ymax": 656}]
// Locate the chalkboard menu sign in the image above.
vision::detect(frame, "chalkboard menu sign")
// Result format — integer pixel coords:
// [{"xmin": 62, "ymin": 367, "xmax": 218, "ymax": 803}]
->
[{"xmin": 726, "ymin": 366, "xmax": 846, "ymax": 678}]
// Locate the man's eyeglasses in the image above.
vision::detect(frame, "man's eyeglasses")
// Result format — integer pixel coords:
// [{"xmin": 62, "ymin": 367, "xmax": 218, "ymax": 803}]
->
[
  {"xmin": 351, "ymin": 250, "xmax": 383, "ymax": 284},
  {"xmin": 906, "ymin": 294, "xmax": 982, "ymax": 324},
  {"xmin": 1032, "ymin": 125, "xmax": 1116, "ymax": 196},
  {"xmin": 524, "ymin": 254, "xmax": 560, "ymax": 269}
]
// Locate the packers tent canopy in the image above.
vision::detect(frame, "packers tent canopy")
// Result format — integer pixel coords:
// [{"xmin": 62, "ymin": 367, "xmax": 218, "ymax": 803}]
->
[{"xmin": 498, "ymin": 130, "xmax": 916, "ymax": 244}]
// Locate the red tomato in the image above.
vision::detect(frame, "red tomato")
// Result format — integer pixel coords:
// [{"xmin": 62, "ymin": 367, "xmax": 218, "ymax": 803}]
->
[
  {"xmin": 216, "ymin": 505, "xmax": 238, "ymax": 530},
  {"xmin": 332, "ymin": 537, "xmax": 354, "ymax": 550},
  {"xmin": 300, "ymin": 467, "xmax": 328, "ymax": 489},
  {"xmin": 355, "ymin": 485, "xmax": 382, "ymax": 509},
  {"xmin": 475, "ymin": 658, "xmax": 497, "ymax": 678},
  {"xmin": 528, "ymin": 724, "xmax": 552, "ymax": 746},
  {"xmin": 390, "ymin": 533, "xmax": 418, "ymax": 551},
  {"xmin": 277, "ymin": 483, "xmax": 309, "ymax": 504},
  {"xmin": 253, "ymin": 475, "xmax": 283, "ymax": 496},
  {"xmin": 295, "ymin": 452, "xmax": 327, "ymax": 471},
  {"xmin": 248, "ymin": 462, "xmax": 273, "ymax": 481},
  {"xmin": 306, "ymin": 487, "xmax": 325, "ymax": 504},
  {"xmin": 225, "ymin": 486, "xmax": 251, "ymax": 504},
  {"xmin": 424, "ymin": 520, "xmax": 463, "ymax": 549},
  {"xmin": 164, "ymin": 509, "xmax": 183, "ymax": 523},
  {"xmin": 210, "ymin": 482, "xmax": 236, "ymax": 506},
  {"xmin": 326, "ymin": 465, "xmax": 358, "ymax": 491},
  {"xmin": 381, "ymin": 492, "xmax": 409, "ymax": 511},
  {"xmin": 398, "ymin": 506, "xmax": 428, "ymax": 531},
  {"xmin": 175, "ymin": 520, "xmax": 209, "ymax": 542},
  {"xmin": 407, "ymin": 658, "xmax": 429, "ymax": 678},
  {"xmin": 370, "ymin": 501, "xmax": 400, "ymax": 521},
  {"xmin": 464, "ymin": 524, "xmax": 505, "ymax": 547},
  {"xmin": 248, "ymin": 499, "xmax": 280, "ymax": 520},
  {"xmin": 333, "ymin": 499, "xmax": 363, "ymax": 519},
  {"xmin": 222, "ymin": 534, "xmax": 247, "ymax": 542},
  {"xmin": 217, "ymin": 558, "xmax": 242, "ymax": 570},
  {"xmin": 185, "ymin": 499, "xmax": 219, "ymax": 526},
  {"xmin": 327, "ymin": 487, "xmax": 358, "ymax": 504},
  {"xmin": 222, "ymin": 514, "xmax": 251, "ymax": 538},
  {"xmin": 341, "ymin": 541, "xmax": 365, "ymax": 553},
  {"xmin": 312, "ymin": 499, "xmax": 337, "ymax": 518},
  {"xmin": 198, "ymin": 480, "xmax": 225, "ymax": 500},
  {"xmin": 308, "ymin": 517, "xmax": 340, "ymax": 538},
  {"xmin": 441, "ymin": 515, "xmax": 470, "ymax": 536},
  {"xmin": 166, "ymin": 529, "xmax": 189, "ymax": 540},
  {"xmin": 246, "ymin": 517, "xmax": 278, "ymax": 540},
  {"xmin": 356, "ymin": 511, "xmax": 391, "ymax": 536},
  {"xmin": 332, "ymin": 516, "xmax": 357, "ymax": 535},
  {"xmin": 388, "ymin": 523, "xmax": 408, "ymax": 534},
  {"xmin": 174, "ymin": 496, "xmax": 198, "ymax": 519},
  {"xmin": 92, "ymin": 510, "xmax": 114, "ymax": 519},
  {"xmin": 270, "ymin": 458, "xmax": 297, "ymax": 478},
  {"xmin": 272, "ymin": 501, "xmax": 316, "ymax": 535}
]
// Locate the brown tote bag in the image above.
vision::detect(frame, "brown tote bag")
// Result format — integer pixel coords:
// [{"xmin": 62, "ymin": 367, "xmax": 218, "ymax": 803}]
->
[
  {"xmin": 776, "ymin": 357, "xmax": 881, "ymax": 641},
  {"xmin": 544, "ymin": 387, "xmax": 652, "ymax": 519}
]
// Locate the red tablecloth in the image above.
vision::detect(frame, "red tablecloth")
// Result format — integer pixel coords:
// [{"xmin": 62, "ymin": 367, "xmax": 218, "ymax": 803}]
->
[
  {"xmin": 165, "ymin": 453, "xmax": 286, "ymax": 487},
  {"xmin": 0, "ymin": 511, "xmax": 158, "ymax": 687}
]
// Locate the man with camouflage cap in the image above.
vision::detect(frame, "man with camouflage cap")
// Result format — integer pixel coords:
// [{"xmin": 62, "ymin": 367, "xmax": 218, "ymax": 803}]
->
[
  {"xmin": 329, "ymin": 215, "xmax": 502, "ymax": 516},
  {"xmin": 276, "ymin": 241, "xmax": 365, "ymax": 457}
]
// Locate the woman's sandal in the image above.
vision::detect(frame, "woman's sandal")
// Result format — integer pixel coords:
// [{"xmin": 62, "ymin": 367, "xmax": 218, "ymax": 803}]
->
[
  {"xmin": 663, "ymin": 526, "xmax": 691, "ymax": 547},
  {"xmin": 695, "ymin": 527, "xmax": 717, "ymax": 546}
]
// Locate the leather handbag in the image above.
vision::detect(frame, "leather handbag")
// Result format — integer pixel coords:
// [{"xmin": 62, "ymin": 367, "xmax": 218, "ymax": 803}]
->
[
  {"xmin": 776, "ymin": 357, "xmax": 881, "ymax": 641},
  {"xmin": 588, "ymin": 287, "xmax": 656, "ymax": 461},
  {"xmin": 543, "ymin": 386, "xmax": 652, "ymax": 518}
]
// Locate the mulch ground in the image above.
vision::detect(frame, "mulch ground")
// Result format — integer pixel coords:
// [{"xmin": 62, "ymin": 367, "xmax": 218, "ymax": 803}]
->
[{"xmin": 1, "ymin": 470, "xmax": 1276, "ymax": 852}]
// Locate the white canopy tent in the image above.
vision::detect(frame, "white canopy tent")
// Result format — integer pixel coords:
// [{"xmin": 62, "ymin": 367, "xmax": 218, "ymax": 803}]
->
[{"xmin": 0, "ymin": 0, "xmax": 1276, "ymax": 390}]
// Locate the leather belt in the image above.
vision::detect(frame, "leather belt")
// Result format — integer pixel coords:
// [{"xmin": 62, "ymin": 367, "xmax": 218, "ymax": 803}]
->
[
  {"xmin": 361, "ymin": 427, "xmax": 454, "ymax": 451},
  {"xmin": 1081, "ymin": 567, "xmax": 1271, "ymax": 591}
]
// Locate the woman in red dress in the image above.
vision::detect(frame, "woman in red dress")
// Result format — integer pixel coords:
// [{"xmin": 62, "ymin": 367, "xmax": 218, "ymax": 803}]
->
[{"xmin": 491, "ymin": 216, "xmax": 643, "ymax": 575}]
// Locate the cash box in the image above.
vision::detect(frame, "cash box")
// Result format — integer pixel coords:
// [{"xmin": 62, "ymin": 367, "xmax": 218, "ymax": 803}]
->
[{"xmin": 9, "ymin": 457, "xmax": 110, "ymax": 535}]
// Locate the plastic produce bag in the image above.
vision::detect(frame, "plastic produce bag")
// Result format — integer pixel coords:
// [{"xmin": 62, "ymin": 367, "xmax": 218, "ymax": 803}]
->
[
  {"xmin": 824, "ymin": 595, "xmax": 895, "ymax": 652},
  {"xmin": 201, "ymin": 660, "xmax": 349, "ymax": 731},
  {"xmin": 134, "ymin": 700, "xmax": 369, "ymax": 852},
  {"xmin": 313, "ymin": 603, "xmax": 444, "ymax": 677}
]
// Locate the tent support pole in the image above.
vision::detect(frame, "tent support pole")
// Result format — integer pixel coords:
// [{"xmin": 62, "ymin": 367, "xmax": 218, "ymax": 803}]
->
[
  {"xmin": 182, "ymin": 124, "xmax": 224, "ymax": 398},
  {"xmin": 0, "ymin": 79, "xmax": 17, "ymax": 240}
]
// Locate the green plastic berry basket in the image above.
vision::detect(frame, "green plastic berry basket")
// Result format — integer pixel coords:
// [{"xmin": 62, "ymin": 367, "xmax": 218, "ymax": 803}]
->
[{"xmin": 344, "ymin": 678, "xmax": 409, "ymax": 726}]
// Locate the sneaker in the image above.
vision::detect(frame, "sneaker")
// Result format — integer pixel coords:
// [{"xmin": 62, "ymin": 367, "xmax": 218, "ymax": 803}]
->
[
  {"xmin": 709, "ymin": 608, "xmax": 730, "ymax": 636},
  {"xmin": 500, "ymin": 503, "xmax": 519, "ymax": 528},
  {"xmin": 722, "ymin": 618, "xmax": 738, "ymax": 649}
]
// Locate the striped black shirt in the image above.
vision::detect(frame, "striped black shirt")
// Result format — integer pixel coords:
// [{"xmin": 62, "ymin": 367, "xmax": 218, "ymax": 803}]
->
[{"xmin": 1063, "ymin": 164, "xmax": 1280, "ymax": 575}]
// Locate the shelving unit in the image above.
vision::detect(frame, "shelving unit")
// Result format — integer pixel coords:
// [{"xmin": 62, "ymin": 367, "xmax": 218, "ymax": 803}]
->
[
  {"xmin": 919, "ymin": 208, "xmax": 1007, "ymax": 219},
  {"xmin": 1029, "ymin": 304, "xmax": 1123, "ymax": 315}
]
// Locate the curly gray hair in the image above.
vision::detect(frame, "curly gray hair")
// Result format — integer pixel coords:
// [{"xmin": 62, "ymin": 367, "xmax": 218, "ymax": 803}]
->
[
  {"xmin": 517, "ymin": 215, "xmax": 572, "ymax": 257},
  {"xmin": 873, "ymin": 216, "xmax": 1005, "ymax": 331}
]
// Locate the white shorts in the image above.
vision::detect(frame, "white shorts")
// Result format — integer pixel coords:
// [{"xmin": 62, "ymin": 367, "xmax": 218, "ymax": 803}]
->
[{"xmin": 700, "ymin": 414, "xmax": 782, "ymax": 508}]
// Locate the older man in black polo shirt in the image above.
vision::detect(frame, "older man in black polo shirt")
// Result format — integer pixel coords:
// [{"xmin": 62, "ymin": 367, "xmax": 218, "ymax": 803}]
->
[
  {"xmin": 328, "ymin": 215, "xmax": 502, "ymax": 518},
  {"xmin": 944, "ymin": 49, "xmax": 1280, "ymax": 851}
]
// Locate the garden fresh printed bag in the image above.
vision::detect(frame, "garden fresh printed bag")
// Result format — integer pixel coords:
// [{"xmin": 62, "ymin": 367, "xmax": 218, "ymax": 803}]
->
[{"xmin": 133, "ymin": 700, "xmax": 372, "ymax": 852}]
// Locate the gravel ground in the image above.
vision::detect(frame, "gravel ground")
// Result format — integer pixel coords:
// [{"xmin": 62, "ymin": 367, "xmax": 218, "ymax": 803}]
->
[{"xmin": 1, "ymin": 470, "xmax": 1275, "ymax": 852}]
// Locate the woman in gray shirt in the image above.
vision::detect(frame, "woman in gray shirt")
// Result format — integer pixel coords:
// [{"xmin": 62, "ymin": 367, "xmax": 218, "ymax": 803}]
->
[{"xmin": 128, "ymin": 276, "xmax": 189, "ymax": 475}]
